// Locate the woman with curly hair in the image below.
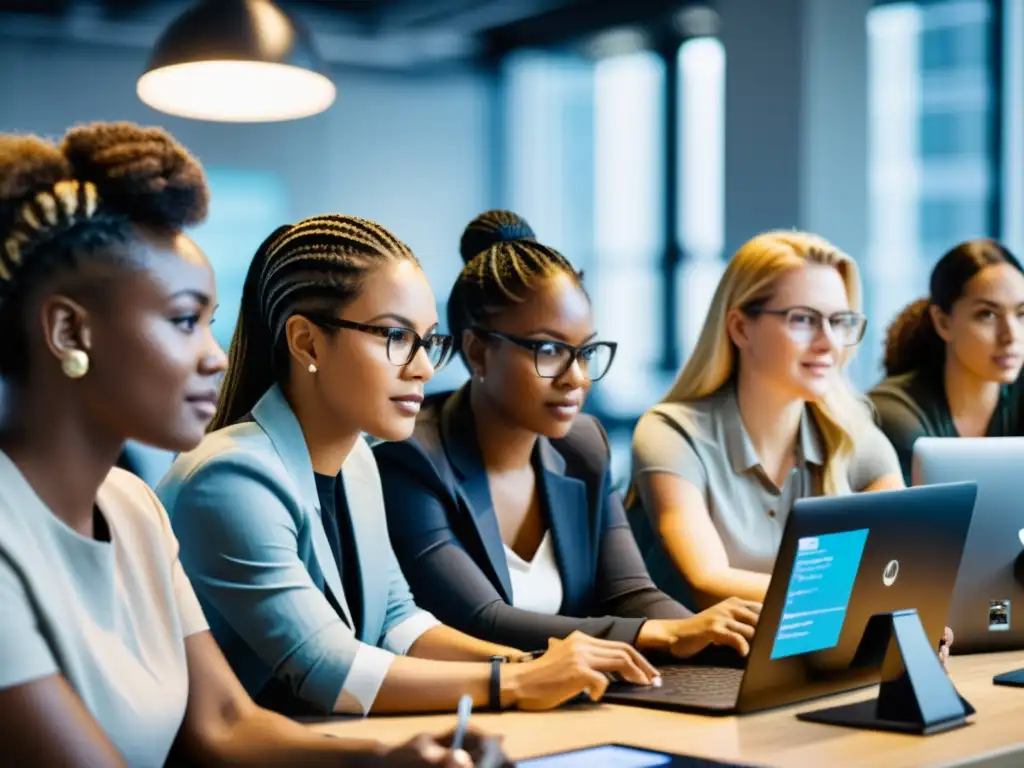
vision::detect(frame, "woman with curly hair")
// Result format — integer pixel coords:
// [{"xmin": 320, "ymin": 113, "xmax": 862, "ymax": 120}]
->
[
  {"xmin": 870, "ymin": 240, "xmax": 1024, "ymax": 483},
  {"xmin": 0, "ymin": 122, "xmax": 493, "ymax": 768}
]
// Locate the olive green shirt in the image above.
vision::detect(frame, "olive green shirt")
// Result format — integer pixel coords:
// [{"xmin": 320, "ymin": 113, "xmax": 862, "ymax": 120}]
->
[
  {"xmin": 629, "ymin": 385, "xmax": 901, "ymax": 605},
  {"xmin": 869, "ymin": 371, "xmax": 1024, "ymax": 485}
]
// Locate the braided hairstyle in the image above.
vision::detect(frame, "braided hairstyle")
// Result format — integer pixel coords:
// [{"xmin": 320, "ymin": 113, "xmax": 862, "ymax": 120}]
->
[
  {"xmin": 447, "ymin": 210, "xmax": 584, "ymax": 365},
  {"xmin": 883, "ymin": 239, "xmax": 1023, "ymax": 377},
  {"xmin": 210, "ymin": 213, "xmax": 418, "ymax": 431},
  {"xmin": 0, "ymin": 122, "xmax": 208, "ymax": 380}
]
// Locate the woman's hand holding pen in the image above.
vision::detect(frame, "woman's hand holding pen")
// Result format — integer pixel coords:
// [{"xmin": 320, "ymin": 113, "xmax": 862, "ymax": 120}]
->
[
  {"xmin": 500, "ymin": 631, "xmax": 661, "ymax": 710},
  {"xmin": 637, "ymin": 597, "xmax": 762, "ymax": 659},
  {"xmin": 361, "ymin": 695, "xmax": 511, "ymax": 767}
]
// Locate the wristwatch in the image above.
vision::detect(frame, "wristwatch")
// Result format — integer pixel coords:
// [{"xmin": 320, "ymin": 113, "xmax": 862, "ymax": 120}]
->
[
  {"xmin": 487, "ymin": 656, "xmax": 505, "ymax": 712},
  {"xmin": 487, "ymin": 650, "xmax": 545, "ymax": 710}
]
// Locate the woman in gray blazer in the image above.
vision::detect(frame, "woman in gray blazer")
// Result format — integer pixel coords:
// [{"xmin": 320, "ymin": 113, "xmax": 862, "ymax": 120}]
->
[
  {"xmin": 374, "ymin": 211, "xmax": 760, "ymax": 659},
  {"xmin": 157, "ymin": 214, "xmax": 658, "ymax": 721}
]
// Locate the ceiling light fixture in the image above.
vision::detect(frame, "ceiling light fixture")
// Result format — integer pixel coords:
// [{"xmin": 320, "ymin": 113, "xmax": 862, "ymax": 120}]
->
[{"xmin": 137, "ymin": 0, "xmax": 336, "ymax": 123}]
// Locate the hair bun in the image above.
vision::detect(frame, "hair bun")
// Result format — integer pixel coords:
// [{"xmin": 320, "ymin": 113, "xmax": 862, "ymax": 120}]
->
[
  {"xmin": 61, "ymin": 121, "xmax": 209, "ymax": 229},
  {"xmin": 459, "ymin": 209, "xmax": 536, "ymax": 263},
  {"xmin": 0, "ymin": 135, "xmax": 72, "ymax": 231}
]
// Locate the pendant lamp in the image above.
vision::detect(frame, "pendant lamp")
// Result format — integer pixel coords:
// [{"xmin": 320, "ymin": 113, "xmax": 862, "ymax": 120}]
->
[{"xmin": 137, "ymin": 0, "xmax": 336, "ymax": 122}]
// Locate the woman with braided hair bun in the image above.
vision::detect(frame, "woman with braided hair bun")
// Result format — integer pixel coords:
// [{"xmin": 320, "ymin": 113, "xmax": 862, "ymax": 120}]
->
[
  {"xmin": 0, "ymin": 122, "xmax": 486, "ymax": 768},
  {"xmin": 373, "ymin": 210, "xmax": 759, "ymax": 665},
  {"xmin": 157, "ymin": 206, "xmax": 661, "ymax": 723}
]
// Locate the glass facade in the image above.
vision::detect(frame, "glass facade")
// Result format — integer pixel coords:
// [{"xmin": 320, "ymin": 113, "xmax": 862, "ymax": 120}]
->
[{"xmin": 866, "ymin": 0, "xmax": 998, "ymax": 382}]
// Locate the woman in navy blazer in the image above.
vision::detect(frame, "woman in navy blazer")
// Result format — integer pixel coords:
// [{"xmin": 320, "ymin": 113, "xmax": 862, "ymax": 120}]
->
[
  {"xmin": 159, "ymin": 214, "xmax": 657, "ymax": 723},
  {"xmin": 375, "ymin": 211, "xmax": 760, "ymax": 658}
]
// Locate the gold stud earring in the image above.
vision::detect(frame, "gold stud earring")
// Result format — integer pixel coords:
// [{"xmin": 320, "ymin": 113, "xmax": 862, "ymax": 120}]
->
[
  {"xmin": 308, "ymin": 363, "xmax": 318, "ymax": 374},
  {"xmin": 61, "ymin": 349, "xmax": 90, "ymax": 379}
]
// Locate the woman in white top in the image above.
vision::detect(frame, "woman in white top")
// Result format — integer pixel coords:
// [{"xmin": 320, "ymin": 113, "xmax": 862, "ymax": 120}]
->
[
  {"xmin": 374, "ymin": 211, "xmax": 760, "ymax": 657},
  {"xmin": 0, "ymin": 122, "xmax": 490, "ymax": 767}
]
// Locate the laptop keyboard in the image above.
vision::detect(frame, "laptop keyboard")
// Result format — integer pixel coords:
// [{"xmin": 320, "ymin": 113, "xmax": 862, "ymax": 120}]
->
[{"xmin": 609, "ymin": 665, "xmax": 744, "ymax": 710}]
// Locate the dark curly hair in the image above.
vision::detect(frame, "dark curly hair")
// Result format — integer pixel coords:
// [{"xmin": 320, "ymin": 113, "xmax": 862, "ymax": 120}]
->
[
  {"xmin": 447, "ymin": 210, "xmax": 584, "ymax": 366},
  {"xmin": 0, "ymin": 121, "xmax": 208, "ymax": 379},
  {"xmin": 883, "ymin": 239, "xmax": 1023, "ymax": 376}
]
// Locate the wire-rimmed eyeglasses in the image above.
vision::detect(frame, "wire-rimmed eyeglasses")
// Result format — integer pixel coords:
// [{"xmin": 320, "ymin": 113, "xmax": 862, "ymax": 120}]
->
[{"xmin": 745, "ymin": 305, "xmax": 867, "ymax": 347}]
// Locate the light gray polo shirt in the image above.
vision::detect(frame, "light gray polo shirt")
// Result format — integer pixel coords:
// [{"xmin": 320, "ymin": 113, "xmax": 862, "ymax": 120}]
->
[
  {"xmin": 0, "ymin": 451, "xmax": 208, "ymax": 767},
  {"xmin": 631, "ymin": 385, "xmax": 900, "ymax": 579}
]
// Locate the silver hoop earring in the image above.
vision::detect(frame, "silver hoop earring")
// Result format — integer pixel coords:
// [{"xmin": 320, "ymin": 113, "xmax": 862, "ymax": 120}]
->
[
  {"xmin": 308, "ymin": 363, "xmax": 318, "ymax": 374},
  {"xmin": 61, "ymin": 349, "xmax": 90, "ymax": 379}
]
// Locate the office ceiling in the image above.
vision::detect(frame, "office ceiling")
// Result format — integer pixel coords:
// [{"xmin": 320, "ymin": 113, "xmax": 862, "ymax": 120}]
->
[{"xmin": 0, "ymin": 0, "xmax": 694, "ymax": 69}]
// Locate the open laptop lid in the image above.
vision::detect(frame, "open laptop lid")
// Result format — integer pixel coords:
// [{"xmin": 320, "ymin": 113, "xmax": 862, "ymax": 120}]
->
[
  {"xmin": 914, "ymin": 437, "xmax": 1024, "ymax": 652},
  {"xmin": 735, "ymin": 482, "xmax": 977, "ymax": 714}
]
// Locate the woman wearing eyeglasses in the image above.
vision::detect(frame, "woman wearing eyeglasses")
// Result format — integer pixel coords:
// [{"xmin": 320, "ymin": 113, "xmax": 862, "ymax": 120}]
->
[
  {"xmin": 157, "ymin": 215, "xmax": 660, "ymax": 724},
  {"xmin": 373, "ymin": 210, "xmax": 760, "ymax": 663},
  {"xmin": 628, "ymin": 231, "xmax": 905, "ymax": 611}
]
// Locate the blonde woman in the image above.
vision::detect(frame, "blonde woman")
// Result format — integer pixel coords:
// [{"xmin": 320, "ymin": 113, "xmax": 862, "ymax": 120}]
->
[{"xmin": 629, "ymin": 231, "xmax": 903, "ymax": 612}]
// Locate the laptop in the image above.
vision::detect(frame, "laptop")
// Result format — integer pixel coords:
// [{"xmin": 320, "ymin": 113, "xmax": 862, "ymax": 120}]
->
[
  {"xmin": 603, "ymin": 482, "xmax": 978, "ymax": 715},
  {"xmin": 913, "ymin": 437, "xmax": 1024, "ymax": 654}
]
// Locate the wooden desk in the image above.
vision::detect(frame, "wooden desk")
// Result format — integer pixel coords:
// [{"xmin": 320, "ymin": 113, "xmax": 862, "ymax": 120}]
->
[{"xmin": 310, "ymin": 651, "xmax": 1024, "ymax": 767}]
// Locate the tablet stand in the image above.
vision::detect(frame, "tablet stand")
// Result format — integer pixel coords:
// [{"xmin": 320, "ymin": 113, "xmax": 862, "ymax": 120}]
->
[{"xmin": 796, "ymin": 609, "xmax": 974, "ymax": 735}]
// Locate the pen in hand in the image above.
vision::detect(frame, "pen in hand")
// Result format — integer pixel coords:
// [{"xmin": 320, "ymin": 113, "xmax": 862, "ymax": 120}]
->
[{"xmin": 451, "ymin": 694, "xmax": 473, "ymax": 753}]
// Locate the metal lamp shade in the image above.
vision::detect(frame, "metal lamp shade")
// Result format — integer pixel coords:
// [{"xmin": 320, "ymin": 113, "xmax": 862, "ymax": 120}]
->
[{"xmin": 137, "ymin": 0, "xmax": 336, "ymax": 122}]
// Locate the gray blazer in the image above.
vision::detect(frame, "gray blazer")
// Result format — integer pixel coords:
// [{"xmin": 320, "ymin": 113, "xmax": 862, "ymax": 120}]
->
[
  {"xmin": 373, "ymin": 387, "xmax": 691, "ymax": 651},
  {"xmin": 157, "ymin": 385, "xmax": 437, "ymax": 716}
]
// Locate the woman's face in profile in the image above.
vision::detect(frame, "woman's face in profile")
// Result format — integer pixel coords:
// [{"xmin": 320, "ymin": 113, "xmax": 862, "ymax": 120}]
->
[
  {"xmin": 937, "ymin": 263, "xmax": 1024, "ymax": 384},
  {"xmin": 733, "ymin": 263, "xmax": 853, "ymax": 402},
  {"xmin": 310, "ymin": 259, "xmax": 443, "ymax": 442},
  {"xmin": 472, "ymin": 272, "xmax": 600, "ymax": 439},
  {"xmin": 68, "ymin": 227, "xmax": 227, "ymax": 451}
]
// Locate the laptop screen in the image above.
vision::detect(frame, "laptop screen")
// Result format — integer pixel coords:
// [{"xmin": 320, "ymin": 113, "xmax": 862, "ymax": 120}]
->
[{"xmin": 770, "ymin": 528, "xmax": 869, "ymax": 660}]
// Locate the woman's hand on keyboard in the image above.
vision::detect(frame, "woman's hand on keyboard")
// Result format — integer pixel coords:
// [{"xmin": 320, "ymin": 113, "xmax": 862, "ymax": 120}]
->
[
  {"xmin": 637, "ymin": 597, "xmax": 762, "ymax": 659},
  {"xmin": 505, "ymin": 631, "xmax": 660, "ymax": 710}
]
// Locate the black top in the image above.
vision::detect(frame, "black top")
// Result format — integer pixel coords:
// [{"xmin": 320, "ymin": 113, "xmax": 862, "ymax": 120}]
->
[
  {"xmin": 313, "ymin": 471, "xmax": 364, "ymax": 636},
  {"xmin": 869, "ymin": 371, "xmax": 1024, "ymax": 484},
  {"xmin": 372, "ymin": 386, "xmax": 691, "ymax": 652}
]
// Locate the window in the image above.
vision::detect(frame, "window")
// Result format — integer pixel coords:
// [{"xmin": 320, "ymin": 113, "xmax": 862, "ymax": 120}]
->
[
  {"xmin": 188, "ymin": 168, "xmax": 290, "ymax": 350},
  {"xmin": 503, "ymin": 47, "xmax": 666, "ymax": 483},
  {"xmin": 1002, "ymin": 0, "xmax": 1024, "ymax": 257},
  {"xmin": 866, "ymin": 0, "xmax": 997, "ymax": 381},
  {"xmin": 677, "ymin": 35, "xmax": 726, "ymax": 357},
  {"xmin": 591, "ymin": 50, "xmax": 666, "ymax": 419},
  {"xmin": 504, "ymin": 50, "xmax": 595, "ymax": 264}
]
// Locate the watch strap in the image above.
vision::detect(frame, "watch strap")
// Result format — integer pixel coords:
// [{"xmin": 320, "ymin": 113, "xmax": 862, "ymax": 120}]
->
[{"xmin": 488, "ymin": 656, "xmax": 504, "ymax": 711}]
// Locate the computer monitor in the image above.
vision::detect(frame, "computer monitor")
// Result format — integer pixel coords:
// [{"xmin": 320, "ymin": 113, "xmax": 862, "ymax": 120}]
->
[
  {"xmin": 604, "ymin": 482, "xmax": 978, "ymax": 715},
  {"xmin": 913, "ymin": 437, "xmax": 1024, "ymax": 653}
]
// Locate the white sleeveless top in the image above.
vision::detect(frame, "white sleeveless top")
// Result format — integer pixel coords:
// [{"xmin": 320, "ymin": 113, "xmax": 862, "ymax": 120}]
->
[{"xmin": 504, "ymin": 530, "xmax": 563, "ymax": 614}]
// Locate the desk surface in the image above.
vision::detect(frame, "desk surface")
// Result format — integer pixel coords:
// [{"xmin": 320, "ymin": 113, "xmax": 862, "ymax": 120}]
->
[{"xmin": 311, "ymin": 651, "xmax": 1024, "ymax": 768}]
